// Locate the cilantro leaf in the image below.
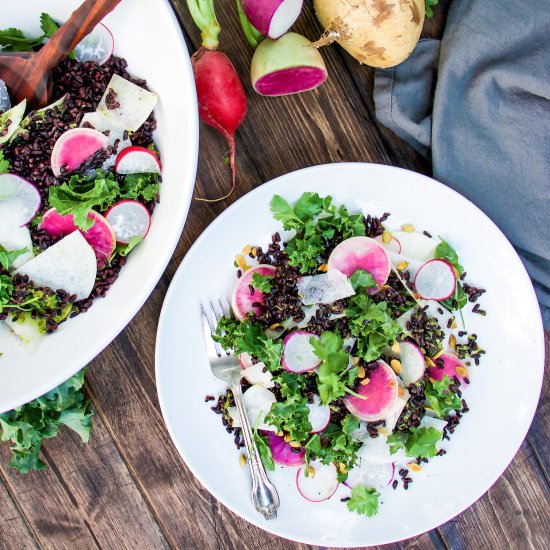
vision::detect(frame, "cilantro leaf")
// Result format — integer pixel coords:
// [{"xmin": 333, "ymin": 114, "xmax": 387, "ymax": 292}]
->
[
  {"xmin": 0, "ymin": 151, "xmax": 10, "ymax": 173},
  {"xmin": 425, "ymin": 374, "xmax": 462, "ymax": 418},
  {"xmin": 115, "ymin": 236, "xmax": 143, "ymax": 258},
  {"xmin": 0, "ymin": 246, "xmax": 27, "ymax": 270},
  {"xmin": 387, "ymin": 430, "xmax": 408, "ymax": 454},
  {"xmin": 270, "ymin": 195, "xmax": 302, "ymax": 230},
  {"xmin": 40, "ymin": 13, "xmax": 59, "ymax": 38},
  {"xmin": 0, "ymin": 28, "xmax": 44, "ymax": 52},
  {"xmin": 251, "ymin": 272, "xmax": 273, "ymax": 293},
  {"xmin": 440, "ymin": 281, "xmax": 468, "ymax": 313},
  {"xmin": 387, "ymin": 427, "xmax": 442, "ymax": 459},
  {"xmin": 272, "ymin": 371, "xmax": 308, "ymax": 398},
  {"xmin": 347, "ymin": 485, "xmax": 380, "ymax": 517},
  {"xmin": 265, "ymin": 396, "xmax": 312, "ymax": 442},
  {"xmin": 349, "ymin": 269, "xmax": 377, "ymax": 291},
  {"xmin": 435, "ymin": 238, "xmax": 463, "ymax": 275}
]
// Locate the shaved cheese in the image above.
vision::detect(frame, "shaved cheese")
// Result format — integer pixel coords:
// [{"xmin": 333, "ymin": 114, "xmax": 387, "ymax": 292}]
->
[{"xmin": 298, "ymin": 268, "xmax": 355, "ymax": 305}]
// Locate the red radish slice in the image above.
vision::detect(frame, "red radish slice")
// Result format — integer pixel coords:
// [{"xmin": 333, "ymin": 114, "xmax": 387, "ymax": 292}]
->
[
  {"xmin": 40, "ymin": 208, "xmax": 116, "ymax": 265},
  {"xmin": 399, "ymin": 341, "xmax": 426, "ymax": 387},
  {"xmin": 328, "ymin": 236, "xmax": 391, "ymax": 293},
  {"xmin": 346, "ymin": 459, "xmax": 394, "ymax": 491},
  {"xmin": 375, "ymin": 234, "xmax": 402, "ymax": 254},
  {"xmin": 414, "ymin": 259, "xmax": 456, "ymax": 300},
  {"xmin": 239, "ymin": 352, "xmax": 255, "ymax": 369},
  {"xmin": 267, "ymin": 432, "xmax": 305, "ymax": 466},
  {"xmin": 282, "ymin": 331, "xmax": 321, "ymax": 373},
  {"xmin": 392, "ymin": 231, "xmax": 439, "ymax": 261},
  {"xmin": 345, "ymin": 360, "xmax": 398, "ymax": 421},
  {"xmin": 0, "ymin": 80, "xmax": 10, "ymax": 112},
  {"xmin": 241, "ymin": 0, "xmax": 303, "ymax": 39},
  {"xmin": 0, "ymin": 99, "xmax": 25, "ymax": 145},
  {"xmin": 0, "ymin": 173, "xmax": 41, "ymax": 227},
  {"xmin": 297, "ymin": 269, "xmax": 355, "ymax": 305},
  {"xmin": 115, "ymin": 146, "xmax": 162, "ymax": 175},
  {"xmin": 231, "ymin": 264, "xmax": 277, "ymax": 319},
  {"xmin": 428, "ymin": 353, "xmax": 468, "ymax": 385},
  {"xmin": 242, "ymin": 363, "xmax": 274, "ymax": 388},
  {"xmin": 307, "ymin": 395, "xmax": 331, "ymax": 433},
  {"xmin": 104, "ymin": 200, "xmax": 151, "ymax": 244},
  {"xmin": 74, "ymin": 23, "xmax": 114, "ymax": 65},
  {"xmin": 251, "ymin": 33, "xmax": 327, "ymax": 96},
  {"xmin": 296, "ymin": 460, "xmax": 339, "ymax": 502},
  {"xmin": 51, "ymin": 128, "xmax": 108, "ymax": 177}
]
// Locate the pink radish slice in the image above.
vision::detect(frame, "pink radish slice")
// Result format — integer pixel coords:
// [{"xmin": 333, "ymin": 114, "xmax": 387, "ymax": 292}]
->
[
  {"xmin": 296, "ymin": 460, "xmax": 339, "ymax": 502},
  {"xmin": 74, "ymin": 23, "xmax": 114, "ymax": 65},
  {"xmin": 344, "ymin": 360, "xmax": 398, "ymax": 421},
  {"xmin": 428, "ymin": 353, "xmax": 467, "ymax": 385},
  {"xmin": 267, "ymin": 432, "xmax": 305, "ymax": 466},
  {"xmin": 239, "ymin": 352, "xmax": 255, "ymax": 369},
  {"xmin": 399, "ymin": 341, "xmax": 426, "ymax": 387},
  {"xmin": 328, "ymin": 236, "xmax": 391, "ymax": 293},
  {"xmin": 375, "ymin": 234, "xmax": 402, "ymax": 254},
  {"xmin": 115, "ymin": 145, "xmax": 161, "ymax": 175},
  {"xmin": 241, "ymin": 0, "xmax": 303, "ymax": 39},
  {"xmin": 231, "ymin": 264, "xmax": 277, "ymax": 320},
  {"xmin": 346, "ymin": 460, "xmax": 394, "ymax": 491},
  {"xmin": 307, "ymin": 395, "xmax": 331, "ymax": 433},
  {"xmin": 0, "ymin": 174, "xmax": 41, "ymax": 227},
  {"xmin": 282, "ymin": 331, "xmax": 321, "ymax": 373},
  {"xmin": 40, "ymin": 208, "xmax": 115, "ymax": 265},
  {"xmin": 51, "ymin": 128, "xmax": 108, "ymax": 177},
  {"xmin": 414, "ymin": 259, "xmax": 456, "ymax": 300},
  {"xmin": 104, "ymin": 200, "xmax": 151, "ymax": 244}
]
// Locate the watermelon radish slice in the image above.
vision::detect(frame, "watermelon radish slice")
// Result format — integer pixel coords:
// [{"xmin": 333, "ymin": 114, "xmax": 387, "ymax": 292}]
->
[
  {"xmin": 51, "ymin": 127, "xmax": 108, "ymax": 177},
  {"xmin": 0, "ymin": 174, "xmax": 41, "ymax": 227},
  {"xmin": 399, "ymin": 341, "xmax": 426, "ymax": 387},
  {"xmin": 391, "ymin": 231, "xmax": 439, "ymax": 261},
  {"xmin": 0, "ymin": 99, "xmax": 26, "ymax": 145},
  {"xmin": 267, "ymin": 432, "xmax": 305, "ymax": 466},
  {"xmin": 414, "ymin": 259, "xmax": 456, "ymax": 300},
  {"xmin": 104, "ymin": 200, "xmax": 151, "ymax": 244},
  {"xmin": 40, "ymin": 208, "xmax": 116, "ymax": 265},
  {"xmin": 375, "ymin": 233, "xmax": 401, "ymax": 254},
  {"xmin": 0, "ymin": 225, "xmax": 33, "ymax": 269},
  {"xmin": 115, "ymin": 146, "xmax": 161, "ymax": 175},
  {"xmin": 296, "ymin": 460, "xmax": 339, "ymax": 502},
  {"xmin": 307, "ymin": 395, "xmax": 331, "ymax": 433},
  {"xmin": 345, "ymin": 360, "xmax": 398, "ymax": 421},
  {"xmin": 328, "ymin": 236, "xmax": 391, "ymax": 292},
  {"xmin": 428, "ymin": 353, "xmax": 468, "ymax": 385},
  {"xmin": 15, "ymin": 231, "xmax": 96, "ymax": 300},
  {"xmin": 231, "ymin": 264, "xmax": 277, "ymax": 320},
  {"xmin": 346, "ymin": 459, "xmax": 394, "ymax": 491},
  {"xmin": 0, "ymin": 80, "xmax": 10, "ymax": 113},
  {"xmin": 297, "ymin": 269, "xmax": 355, "ymax": 305},
  {"xmin": 74, "ymin": 23, "xmax": 114, "ymax": 65},
  {"xmin": 242, "ymin": 363, "xmax": 274, "ymax": 388},
  {"xmin": 282, "ymin": 331, "xmax": 321, "ymax": 373},
  {"xmin": 228, "ymin": 385, "xmax": 277, "ymax": 431}
]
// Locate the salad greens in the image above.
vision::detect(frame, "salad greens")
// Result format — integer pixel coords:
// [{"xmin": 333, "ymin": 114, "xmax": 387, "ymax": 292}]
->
[
  {"xmin": 0, "ymin": 151, "xmax": 9, "ymax": 173},
  {"xmin": 387, "ymin": 427, "xmax": 442, "ymax": 459},
  {"xmin": 347, "ymin": 485, "xmax": 380, "ymax": 517},
  {"xmin": 251, "ymin": 272, "xmax": 274, "ymax": 293}
]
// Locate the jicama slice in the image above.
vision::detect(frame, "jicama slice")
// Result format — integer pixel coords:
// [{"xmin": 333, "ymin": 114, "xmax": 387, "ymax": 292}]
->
[
  {"xmin": 346, "ymin": 459, "xmax": 394, "ymax": 491},
  {"xmin": 391, "ymin": 231, "xmax": 439, "ymax": 261},
  {"xmin": 282, "ymin": 331, "xmax": 320, "ymax": 373},
  {"xmin": 0, "ymin": 99, "xmax": 26, "ymax": 145},
  {"xmin": 398, "ymin": 340, "xmax": 426, "ymax": 386},
  {"xmin": 228, "ymin": 384, "xmax": 276, "ymax": 431},
  {"xmin": 0, "ymin": 173, "xmax": 41, "ymax": 227},
  {"xmin": 383, "ymin": 383, "xmax": 410, "ymax": 433},
  {"xmin": 297, "ymin": 268, "xmax": 355, "ymax": 305},
  {"xmin": 242, "ymin": 362, "xmax": 274, "ymax": 388},
  {"xmin": 5, "ymin": 315, "xmax": 43, "ymax": 353},
  {"xmin": 0, "ymin": 224, "xmax": 34, "ymax": 269},
  {"xmin": 296, "ymin": 460, "xmax": 339, "ymax": 502}
]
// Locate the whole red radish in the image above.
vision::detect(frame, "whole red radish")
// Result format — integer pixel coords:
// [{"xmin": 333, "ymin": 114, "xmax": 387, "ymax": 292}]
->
[{"xmin": 187, "ymin": 0, "xmax": 247, "ymax": 201}]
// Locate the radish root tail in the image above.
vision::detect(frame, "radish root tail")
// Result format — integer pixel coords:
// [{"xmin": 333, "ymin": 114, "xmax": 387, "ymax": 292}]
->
[{"xmin": 309, "ymin": 18, "xmax": 351, "ymax": 49}]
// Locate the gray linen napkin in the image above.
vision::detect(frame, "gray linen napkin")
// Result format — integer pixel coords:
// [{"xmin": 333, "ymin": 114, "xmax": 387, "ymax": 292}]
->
[{"xmin": 374, "ymin": 0, "xmax": 550, "ymax": 328}]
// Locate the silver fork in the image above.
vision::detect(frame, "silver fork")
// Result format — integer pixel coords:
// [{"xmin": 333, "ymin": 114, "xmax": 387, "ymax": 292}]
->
[{"xmin": 201, "ymin": 299, "xmax": 280, "ymax": 521}]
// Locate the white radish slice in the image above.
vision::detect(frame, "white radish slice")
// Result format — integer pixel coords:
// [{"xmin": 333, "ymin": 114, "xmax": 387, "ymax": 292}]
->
[
  {"xmin": 307, "ymin": 395, "xmax": 331, "ymax": 433},
  {"xmin": 384, "ymin": 384, "xmax": 410, "ymax": 433},
  {"xmin": 346, "ymin": 459, "xmax": 394, "ymax": 491},
  {"xmin": 97, "ymin": 74, "xmax": 159, "ymax": 131},
  {"xmin": 297, "ymin": 268, "xmax": 355, "ymax": 305},
  {"xmin": 15, "ymin": 231, "xmax": 97, "ymax": 300},
  {"xmin": 104, "ymin": 200, "xmax": 151, "ymax": 244},
  {"xmin": 51, "ymin": 127, "xmax": 109, "ymax": 177},
  {"xmin": 5, "ymin": 316, "xmax": 43, "ymax": 353},
  {"xmin": 239, "ymin": 352, "xmax": 255, "ymax": 369},
  {"xmin": 354, "ymin": 432, "xmax": 407, "ymax": 464},
  {"xmin": 392, "ymin": 231, "xmax": 440, "ymax": 261},
  {"xmin": 282, "ymin": 331, "xmax": 321, "ymax": 373},
  {"xmin": 375, "ymin": 234, "xmax": 401, "ymax": 254},
  {"xmin": 0, "ymin": 99, "xmax": 26, "ymax": 145},
  {"xmin": 74, "ymin": 23, "xmax": 114, "ymax": 65},
  {"xmin": 296, "ymin": 460, "xmax": 339, "ymax": 502},
  {"xmin": 241, "ymin": 0, "xmax": 303, "ymax": 39},
  {"xmin": 242, "ymin": 363, "xmax": 274, "ymax": 388},
  {"xmin": 389, "ymin": 251, "xmax": 424, "ymax": 280},
  {"xmin": 399, "ymin": 341, "xmax": 426, "ymax": 386},
  {"xmin": 0, "ymin": 224, "xmax": 33, "ymax": 269},
  {"xmin": 228, "ymin": 385, "xmax": 276, "ymax": 431},
  {"xmin": 0, "ymin": 174, "xmax": 41, "ymax": 227},
  {"xmin": 414, "ymin": 259, "xmax": 456, "ymax": 300},
  {"xmin": 231, "ymin": 264, "xmax": 277, "ymax": 320},
  {"xmin": 0, "ymin": 80, "xmax": 11, "ymax": 112},
  {"xmin": 115, "ymin": 145, "xmax": 161, "ymax": 174}
]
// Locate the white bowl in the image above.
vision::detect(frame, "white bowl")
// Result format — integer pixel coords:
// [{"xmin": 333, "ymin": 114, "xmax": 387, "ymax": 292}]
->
[{"xmin": 0, "ymin": 0, "xmax": 198, "ymax": 412}]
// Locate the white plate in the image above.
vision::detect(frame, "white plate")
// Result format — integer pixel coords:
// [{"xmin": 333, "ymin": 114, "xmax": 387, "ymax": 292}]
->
[
  {"xmin": 0, "ymin": 0, "xmax": 198, "ymax": 412},
  {"xmin": 155, "ymin": 163, "xmax": 544, "ymax": 547}
]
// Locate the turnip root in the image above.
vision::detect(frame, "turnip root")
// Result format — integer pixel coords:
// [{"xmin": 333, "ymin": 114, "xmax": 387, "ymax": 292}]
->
[
  {"xmin": 241, "ymin": 0, "xmax": 303, "ymax": 39},
  {"xmin": 313, "ymin": 0, "xmax": 425, "ymax": 68},
  {"xmin": 251, "ymin": 32, "xmax": 327, "ymax": 96}
]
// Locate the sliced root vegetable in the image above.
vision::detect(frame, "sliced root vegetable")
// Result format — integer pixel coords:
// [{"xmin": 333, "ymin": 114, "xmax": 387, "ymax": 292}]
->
[
  {"xmin": 414, "ymin": 259, "xmax": 456, "ymax": 300},
  {"xmin": 267, "ymin": 432, "xmax": 305, "ymax": 466},
  {"xmin": 389, "ymin": 251, "xmax": 424, "ymax": 280},
  {"xmin": 346, "ymin": 459, "xmax": 394, "ymax": 491},
  {"xmin": 353, "ymin": 431, "xmax": 406, "ymax": 464},
  {"xmin": 40, "ymin": 208, "xmax": 116, "ymax": 265},
  {"xmin": 428, "ymin": 353, "xmax": 468, "ymax": 385},
  {"xmin": 51, "ymin": 127, "xmax": 109, "ymax": 177},
  {"xmin": 345, "ymin": 360, "xmax": 398, "ymax": 421},
  {"xmin": 241, "ymin": 0, "xmax": 303, "ymax": 39},
  {"xmin": 0, "ymin": 174, "xmax": 41, "ymax": 227},
  {"xmin": 15, "ymin": 231, "xmax": 97, "ymax": 300},
  {"xmin": 391, "ymin": 231, "xmax": 439, "ymax": 262},
  {"xmin": 74, "ymin": 23, "xmax": 114, "ymax": 65},
  {"xmin": 328, "ymin": 236, "xmax": 391, "ymax": 293},
  {"xmin": 297, "ymin": 268, "xmax": 355, "ymax": 305},
  {"xmin": 0, "ymin": 225, "xmax": 33, "ymax": 269},
  {"xmin": 242, "ymin": 363, "xmax": 274, "ymax": 388},
  {"xmin": 104, "ymin": 200, "xmax": 151, "ymax": 244},
  {"xmin": 231, "ymin": 264, "xmax": 277, "ymax": 319},
  {"xmin": 383, "ymin": 383, "xmax": 409, "ymax": 433},
  {"xmin": 307, "ymin": 395, "xmax": 331, "ymax": 433},
  {"xmin": 97, "ymin": 74, "xmax": 159, "ymax": 132},
  {"xmin": 375, "ymin": 233, "xmax": 401, "ymax": 254},
  {"xmin": 282, "ymin": 331, "xmax": 320, "ymax": 373},
  {"xmin": 115, "ymin": 145, "xmax": 161, "ymax": 174},
  {"xmin": 251, "ymin": 32, "xmax": 327, "ymax": 96},
  {"xmin": 5, "ymin": 315, "xmax": 43, "ymax": 353},
  {"xmin": 229, "ymin": 384, "xmax": 276, "ymax": 431},
  {"xmin": 239, "ymin": 352, "xmax": 255, "ymax": 369},
  {"xmin": 398, "ymin": 340, "xmax": 426, "ymax": 387},
  {"xmin": 296, "ymin": 460, "xmax": 339, "ymax": 502},
  {"xmin": 0, "ymin": 320, "xmax": 13, "ymax": 340},
  {"xmin": 0, "ymin": 99, "xmax": 26, "ymax": 145},
  {"xmin": 0, "ymin": 80, "xmax": 10, "ymax": 113}
]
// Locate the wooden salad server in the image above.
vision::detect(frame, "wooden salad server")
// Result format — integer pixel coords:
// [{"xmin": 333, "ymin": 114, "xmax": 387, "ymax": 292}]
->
[{"xmin": 0, "ymin": 0, "xmax": 122, "ymax": 108}]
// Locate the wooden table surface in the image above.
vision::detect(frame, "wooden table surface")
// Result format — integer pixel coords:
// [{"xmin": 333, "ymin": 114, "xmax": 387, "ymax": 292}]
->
[{"xmin": 1, "ymin": 1, "xmax": 549, "ymax": 549}]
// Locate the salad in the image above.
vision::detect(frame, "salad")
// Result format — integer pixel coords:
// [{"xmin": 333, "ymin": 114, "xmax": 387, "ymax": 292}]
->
[
  {"xmin": 209, "ymin": 192, "xmax": 486, "ymax": 518},
  {"xmin": 0, "ymin": 15, "xmax": 161, "ymax": 350}
]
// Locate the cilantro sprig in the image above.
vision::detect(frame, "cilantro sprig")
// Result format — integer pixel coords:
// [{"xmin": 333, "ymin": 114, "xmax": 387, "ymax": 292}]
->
[
  {"xmin": 387, "ymin": 426, "xmax": 442, "ymax": 459},
  {"xmin": 425, "ymin": 375, "xmax": 462, "ymax": 418},
  {"xmin": 251, "ymin": 272, "xmax": 274, "ymax": 293},
  {"xmin": 347, "ymin": 485, "xmax": 380, "ymax": 517}
]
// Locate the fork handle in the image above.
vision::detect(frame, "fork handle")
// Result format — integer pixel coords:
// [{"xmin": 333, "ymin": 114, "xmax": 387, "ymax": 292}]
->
[{"xmin": 232, "ymin": 383, "xmax": 280, "ymax": 520}]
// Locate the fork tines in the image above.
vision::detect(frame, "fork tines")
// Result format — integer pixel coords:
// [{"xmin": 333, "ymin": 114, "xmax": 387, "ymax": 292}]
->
[{"xmin": 200, "ymin": 298, "xmax": 233, "ymax": 358}]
